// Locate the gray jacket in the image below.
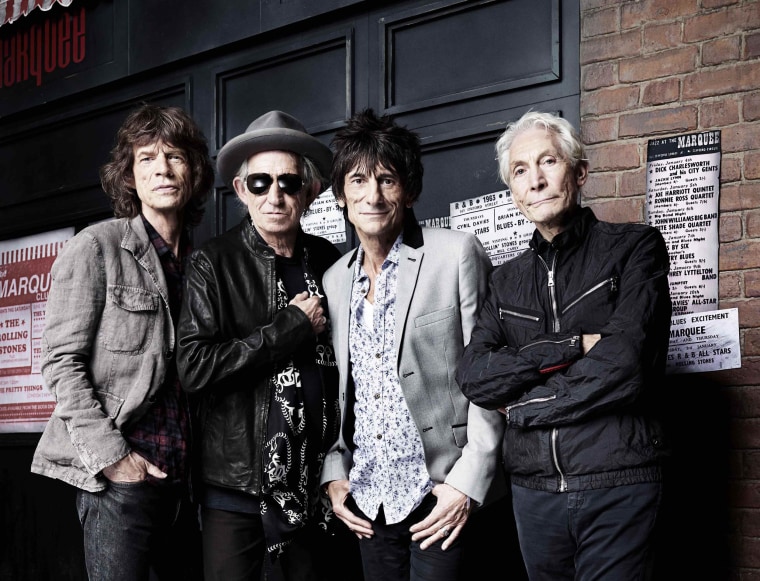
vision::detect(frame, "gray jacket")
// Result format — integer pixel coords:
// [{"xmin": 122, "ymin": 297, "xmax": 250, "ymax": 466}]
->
[{"xmin": 31, "ymin": 217, "xmax": 176, "ymax": 492}]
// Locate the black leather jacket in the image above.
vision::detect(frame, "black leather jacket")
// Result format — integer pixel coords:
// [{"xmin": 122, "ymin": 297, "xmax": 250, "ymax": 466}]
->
[
  {"xmin": 457, "ymin": 207, "xmax": 672, "ymax": 492},
  {"xmin": 176, "ymin": 218, "xmax": 341, "ymax": 494}
]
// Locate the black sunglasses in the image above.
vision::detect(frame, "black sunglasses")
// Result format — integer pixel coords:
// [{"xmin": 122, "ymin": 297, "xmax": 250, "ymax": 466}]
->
[{"xmin": 246, "ymin": 173, "xmax": 304, "ymax": 196}]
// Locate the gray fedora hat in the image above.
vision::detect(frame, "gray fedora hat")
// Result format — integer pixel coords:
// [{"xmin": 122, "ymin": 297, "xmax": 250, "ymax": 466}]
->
[{"xmin": 217, "ymin": 110, "xmax": 332, "ymax": 187}]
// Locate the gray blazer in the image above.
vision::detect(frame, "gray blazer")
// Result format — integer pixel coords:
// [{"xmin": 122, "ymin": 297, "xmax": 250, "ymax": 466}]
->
[{"xmin": 320, "ymin": 221, "xmax": 505, "ymax": 505}]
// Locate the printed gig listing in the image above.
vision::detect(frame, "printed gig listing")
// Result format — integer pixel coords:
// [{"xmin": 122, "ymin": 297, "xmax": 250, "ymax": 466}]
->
[
  {"xmin": 0, "ymin": 228, "xmax": 73, "ymax": 433},
  {"xmin": 646, "ymin": 130, "xmax": 740, "ymax": 374}
]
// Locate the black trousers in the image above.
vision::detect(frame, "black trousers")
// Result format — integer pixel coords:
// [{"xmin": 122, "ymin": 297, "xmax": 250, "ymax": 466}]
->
[
  {"xmin": 348, "ymin": 494, "xmax": 464, "ymax": 581},
  {"xmin": 201, "ymin": 506, "xmax": 363, "ymax": 581}
]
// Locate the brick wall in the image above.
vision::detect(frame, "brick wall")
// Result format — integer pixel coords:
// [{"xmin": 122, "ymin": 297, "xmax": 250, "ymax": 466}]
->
[{"xmin": 579, "ymin": 0, "xmax": 760, "ymax": 576}]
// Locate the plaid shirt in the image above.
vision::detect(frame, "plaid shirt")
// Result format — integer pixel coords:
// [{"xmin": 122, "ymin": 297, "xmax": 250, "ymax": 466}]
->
[{"xmin": 123, "ymin": 215, "xmax": 192, "ymax": 486}]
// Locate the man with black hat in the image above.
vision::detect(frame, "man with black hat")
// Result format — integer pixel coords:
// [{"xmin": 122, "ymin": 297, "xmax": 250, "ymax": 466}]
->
[{"xmin": 176, "ymin": 111, "xmax": 346, "ymax": 581}]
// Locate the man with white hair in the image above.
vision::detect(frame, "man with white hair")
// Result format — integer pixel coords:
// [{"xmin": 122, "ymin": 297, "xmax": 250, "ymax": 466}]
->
[{"xmin": 457, "ymin": 110, "xmax": 672, "ymax": 580}]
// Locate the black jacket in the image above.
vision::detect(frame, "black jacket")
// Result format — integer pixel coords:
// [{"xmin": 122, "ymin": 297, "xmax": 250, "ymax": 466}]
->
[
  {"xmin": 456, "ymin": 207, "xmax": 672, "ymax": 492},
  {"xmin": 176, "ymin": 218, "xmax": 341, "ymax": 494}
]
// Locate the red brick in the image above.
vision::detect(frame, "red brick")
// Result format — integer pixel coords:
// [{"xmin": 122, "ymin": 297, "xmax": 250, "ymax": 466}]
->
[
  {"xmin": 729, "ymin": 479, "xmax": 760, "ymax": 509},
  {"xmin": 620, "ymin": 46, "xmax": 698, "ymax": 83},
  {"xmin": 731, "ymin": 419, "xmax": 760, "ymax": 450},
  {"xmin": 700, "ymin": 98, "xmax": 740, "ymax": 128},
  {"xmin": 683, "ymin": 62, "xmax": 760, "ymax": 100},
  {"xmin": 581, "ymin": 30, "xmax": 641, "ymax": 65},
  {"xmin": 721, "ymin": 122, "xmax": 760, "ymax": 155},
  {"xmin": 721, "ymin": 297, "xmax": 760, "ymax": 328},
  {"xmin": 747, "ymin": 31, "xmax": 760, "ymax": 59},
  {"xmin": 619, "ymin": 106, "xmax": 698, "ymax": 138},
  {"xmin": 735, "ymin": 568, "xmax": 760, "ymax": 580},
  {"xmin": 582, "ymin": 86, "xmax": 640, "ymax": 116},
  {"xmin": 735, "ymin": 182, "xmax": 760, "ymax": 212},
  {"xmin": 727, "ymin": 386, "xmax": 760, "ymax": 418},
  {"xmin": 747, "ymin": 270, "xmax": 760, "ymax": 297},
  {"xmin": 582, "ymin": 6, "xmax": 619, "ymax": 38},
  {"xmin": 722, "ymin": 156, "xmax": 742, "ymax": 183},
  {"xmin": 684, "ymin": 4, "xmax": 760, "ymax": 43},
  {"xmin": 703, "ymin": 0, "xmax": 740, "ymax": 8},
  {"xmin": 719, "ymin": 355, "xmax": 760, "ymax": 386},
  {"xmin": 744, "ymin": 92, "xmax": 760, "ymax": 121},
  {"xmin": 622, "ymin": 0, "xmax": 699, "ymax": 29},
  {"xmin": 586, "ymin": 198, "xmax": 643, "ymax": 223},
  {"xmin": 581, "ymin": 172, "xmax": 617, "ymax": 200},
  {"xmin": 587, "ymin": 142, "xmax": 641, "ymax": 171},
  {"xmin": 720, "ymin": 271, "xmax": 742, "ymax": 298},
  {"xmin": 741, "ymin": 513, "xmax": 760, "ymax": 554},
  {"xmin": 642, "ymin": 78, "xmax": 681, "ymax": 106},
  {"xmin": 748, "ymin": 211, "xmax": 760, "ymax": 241},
  {"xmin": 721, "ymin": 183, "xmax": 743, "ymax": 211},
  {"xmin": 745, "ymin": 153, "xmax": 760, "ymax": 181},
  {"xmin": 733, "ymin": 532, "xmax": 760, "ymax": 567},
  {"xmin": 741, "ymin": 454, "xmax": 760, "ymax": 483},
  {"xmin": 730, "ymin": 451, "xmax": 745, "ymax": 480},
  {"xmin": 582, "ymin": 61, "xmax": 616, "ymax": 91},
  {"xmin": 744, "ymin": 508, "xmax": 760, "ymax": 537},
  {"xmin": 721, "ymin": 240, "xmax": 760, "ymax": 270},
  {"xmin": 620, "ymin": 168, "xmax": 646, "ymax": 198},
  {"xmin": 581, "ymin": 0, "xmax": 622, "ymax": 11},
  {"xmin": 720, "ymin": 181, "xmax": 760, "ymax": 212},
  {"xmin": 703, "ymin": 35, "xmax": 742, "ymax": 66},
  {"xmin": 580, "ymin": 116, "xmax": 617, "ymax": 144},
  {"xmin": 746, "ymin": 328, "xmax": 760, "ymax": 356},
  {"xmin": 642, "ymin": 21, "xmax": 682, "ymax": 53},
  {"xmin": 720, "ymin": 214, "xmax": 743, "ymax": 242}
]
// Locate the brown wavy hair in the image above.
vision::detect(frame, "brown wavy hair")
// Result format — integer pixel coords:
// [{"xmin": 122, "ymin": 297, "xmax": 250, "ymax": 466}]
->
[{"xmin": 99, "ymin": 103, "xmax": 215, "ymax": 227}]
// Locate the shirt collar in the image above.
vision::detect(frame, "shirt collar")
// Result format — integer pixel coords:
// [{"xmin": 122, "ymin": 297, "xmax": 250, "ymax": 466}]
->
[{"xmin": 353, "ymin": 231, "xmax": 404, "ymax": 283}]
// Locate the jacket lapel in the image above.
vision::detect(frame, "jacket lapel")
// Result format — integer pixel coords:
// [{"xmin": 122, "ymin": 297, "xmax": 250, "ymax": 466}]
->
[
  {"xmin": 395, "ymin": 243, "xmax": 423, "ymax": 361},
  {"xmin": 334, "ymin": 252, "xmax": 357, "ymax": 382}
]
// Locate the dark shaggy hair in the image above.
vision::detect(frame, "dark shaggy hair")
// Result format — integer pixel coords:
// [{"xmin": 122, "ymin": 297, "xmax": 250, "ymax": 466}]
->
[
  {"xmin": 330, "ymin": 108, "xmax": 423, "ymax": 206},
  {"xmin": 99, "ymin": 103, "xmax": 215, "ymax": 228}
]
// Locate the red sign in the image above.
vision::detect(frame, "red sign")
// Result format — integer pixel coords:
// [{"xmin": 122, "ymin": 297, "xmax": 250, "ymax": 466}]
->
[
  {"xmin": 1, "ymin": 0, "xmax": 73, "ymax": 27},
  {"xmin": 1, "ymin": 5, "xmax": 86, "ymax": 88}
]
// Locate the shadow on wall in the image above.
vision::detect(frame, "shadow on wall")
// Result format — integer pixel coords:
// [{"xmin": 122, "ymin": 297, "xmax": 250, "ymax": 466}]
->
[
  {"xmin": 0, "ymin": 445, "xmax": 86, "ymax": 581},
  {"xmin": 654, "ymin": 374, "xmax": 731, "ymax": 579}
]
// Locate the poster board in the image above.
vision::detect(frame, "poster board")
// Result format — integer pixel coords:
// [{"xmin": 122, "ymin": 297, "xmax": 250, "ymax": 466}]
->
[{"xmin": 0, "ymin": 227, "xmax": 74, "ymax": 433}]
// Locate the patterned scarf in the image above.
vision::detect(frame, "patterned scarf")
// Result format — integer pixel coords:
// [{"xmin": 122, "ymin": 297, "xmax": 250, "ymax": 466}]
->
[{"xmin": 260, "ymin": 251, "xmax": 340, "ymax": 560}]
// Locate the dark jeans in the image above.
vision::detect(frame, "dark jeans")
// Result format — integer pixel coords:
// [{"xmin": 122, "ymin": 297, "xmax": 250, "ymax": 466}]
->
[
  {"xmin": 511, "ymin": 482, "xmax": 662, "ymax": 581},
  {"xmin": 76, "ymin": 481, "xmax": 202, "ymax": 581},
  {"xmin": 348, "ymin": 494, "xmax": 464, "ymax": 581}
]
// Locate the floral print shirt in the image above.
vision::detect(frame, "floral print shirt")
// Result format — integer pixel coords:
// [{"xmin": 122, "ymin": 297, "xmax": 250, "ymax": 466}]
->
[{"xmin": 348, "ymin": 235, "xmax": 433, "ymax": 524}]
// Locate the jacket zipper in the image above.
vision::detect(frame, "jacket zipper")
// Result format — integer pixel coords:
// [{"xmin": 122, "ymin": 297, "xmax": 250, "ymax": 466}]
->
[
  {"xmin": 551, "ymin": 428, "xmax": 567, "ymax": 492},
  {"xmin": 562, "ymin": 276, "xmax": 619, "ymax": 315},
  {"xmin": 538, "ymin": 250, "xmax": 565, "ymax": 490},
  {"xmin": 517, "ymin": 335, "xmax": 579, "ymax": 352},
  {"xmin": 505, "ymin": 394, "xmax": 556, "ymax": 419},
  {"xmin": 538, "ymin": 253, "xmax": 560, "ymax": 332},
  {"xmin": 499, "ymin": 308, "xmax": 540, "ymax": 322}
]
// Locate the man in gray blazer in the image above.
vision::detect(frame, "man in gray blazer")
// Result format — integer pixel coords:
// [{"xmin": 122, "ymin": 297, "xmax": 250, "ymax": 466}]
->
[{"xmin": 320, "ymin": 109, "xmax": 505, "ymax": 581}]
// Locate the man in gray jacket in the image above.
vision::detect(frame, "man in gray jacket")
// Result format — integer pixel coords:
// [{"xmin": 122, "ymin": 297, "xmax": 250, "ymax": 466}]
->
[{"xmin": 31, "ymin": 104, "xmax": 214, "ymax": 581}]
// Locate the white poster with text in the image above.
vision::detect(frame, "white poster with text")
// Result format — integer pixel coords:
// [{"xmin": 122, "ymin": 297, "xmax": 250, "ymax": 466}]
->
[
  {"xmin": 646, "ymin": 131, "xmax": 721, "ymax": 317},
  {"xmin": 0, "ymin": 227, "xmax": 73, "ymax": 432},
  {"xmin": 450, "ymin": 190, "xmax": 533, "ymax": 266}
]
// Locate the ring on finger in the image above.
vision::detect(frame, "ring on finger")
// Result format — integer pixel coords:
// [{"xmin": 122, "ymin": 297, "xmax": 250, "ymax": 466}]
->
[{"xmin": 440, "ymin": 526, "xmax": 450, "ymax": 537}]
